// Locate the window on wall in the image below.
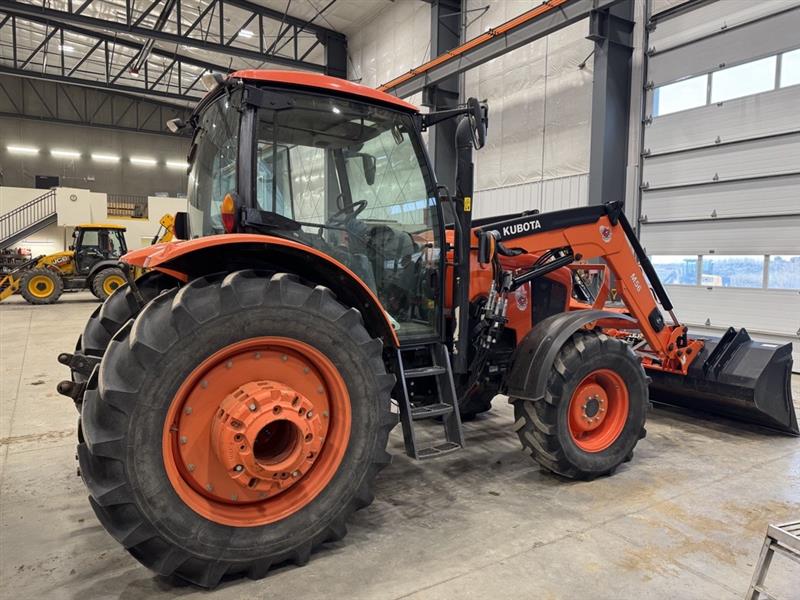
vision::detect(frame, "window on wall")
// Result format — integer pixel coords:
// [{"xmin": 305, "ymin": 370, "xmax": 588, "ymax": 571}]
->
[
  {"xmin": 653, "ymin": 75, "xmax": 708, "ymax": 117},
  {"xmin": 651, "ymin": 255, "xmax": 698, "ymax": 285},
  {"xmin": 711, "ymin": 56, "xmax": 777, "ymax": 103},
  {"xmin": 701, "ymin": 255, "xmax": 764, "ymax": 288},
  {"xmin": 652, "ymin": 47, "xmax": 800, "ymax": 117},
  {"xmin": 780, "ymin": 48, "xmax": 800, "ymax": 87},
  {"xmin": 768, "ymin": 256, "xmax": 800, "ymax": 290}
]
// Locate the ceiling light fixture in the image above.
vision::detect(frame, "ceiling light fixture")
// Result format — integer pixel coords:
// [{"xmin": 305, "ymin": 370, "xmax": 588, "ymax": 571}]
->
[
  {"xmin": 237, "ymin": 29, "xmax": 255, "ymax": 38},
  {"xmin": 92, "ymin": 153, "xmax": 120, "ymax": 162},
  {"xmin": 130, "ymin": 156, "xmax": 158, "ymax": 166},
  {"xmin": 166, "ymin": 160, "xmax": 189, "ymax": 170},
  {"xmin": 6, "ymin": 145, "xmax": 39, "ymax": 154},
  {"xmin": 51, "ymin": 149, "xmax": 81, "ymax": 159}
]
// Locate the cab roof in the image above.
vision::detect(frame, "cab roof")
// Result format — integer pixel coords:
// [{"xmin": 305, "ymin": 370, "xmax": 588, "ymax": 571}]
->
[
  {"xmin": 76, "ymin": 223, "xmax": 127, "ymax": 230},
  {"xmin": 229, "ymin": 70, "xmax": 418, "ymax": 113}
]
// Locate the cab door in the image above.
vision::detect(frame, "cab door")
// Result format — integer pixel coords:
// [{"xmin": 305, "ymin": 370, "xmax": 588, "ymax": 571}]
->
[{"xmin": 74, "ymin": 229, "xmax": 102, "ymax": 274}]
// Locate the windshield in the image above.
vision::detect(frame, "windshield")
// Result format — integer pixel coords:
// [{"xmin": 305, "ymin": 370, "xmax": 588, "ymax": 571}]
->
[{"xmin": 187, "ymin": 87, "xmax": 442, "ymax": 340}]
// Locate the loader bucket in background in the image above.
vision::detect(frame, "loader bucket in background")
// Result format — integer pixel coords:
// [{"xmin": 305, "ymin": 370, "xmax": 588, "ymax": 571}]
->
[{"xmin": 646, "ymin": 328, "xmax": 799, "ymax": 436}]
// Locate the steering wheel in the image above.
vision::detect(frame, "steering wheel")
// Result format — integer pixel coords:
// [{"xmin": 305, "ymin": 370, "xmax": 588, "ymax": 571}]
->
[{"xmin": 328, "ymin": 199, "xmax": 368, "ymax": 226}]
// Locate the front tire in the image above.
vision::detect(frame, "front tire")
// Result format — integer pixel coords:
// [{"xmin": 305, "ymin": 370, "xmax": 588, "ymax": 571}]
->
[
  {"xmin": 71, "ymin": 270, "xmax": 179, "ymax": 388},
  {"xmin": 510, "ymin": 330, "xmax": 647, "ymax": 480},
  {"xmin": 79, "ymin": 271, "xmax": 395, "ymax": 587},
  {"xmin": 21, "ymin": 268, "xmax": 63, "ymax": 304},
  {"xmin": 92, "ymin": 267, "xmax": 127, "ymax": 301}
]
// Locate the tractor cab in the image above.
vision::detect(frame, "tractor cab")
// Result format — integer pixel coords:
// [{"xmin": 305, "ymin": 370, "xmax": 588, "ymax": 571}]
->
[
  {"xmin": 72, "ymin": 224, "xmax": 128, "ymax": 275},
  {"xmin": 183, "ymin": 72, "xmax": 481, "ymax": 341}
]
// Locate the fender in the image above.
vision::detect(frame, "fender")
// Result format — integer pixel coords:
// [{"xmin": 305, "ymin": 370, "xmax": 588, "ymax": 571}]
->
[
  {"xmin": 87, "ymin": 259, "xmax": 124, "ymax": 281},
  {"xmin": 122, "ymin": 234, "xmax": 400, "ymax": 346},
  {"xmin": 505, "ymin": 310, "xmax": 637, "ymax": 401}
]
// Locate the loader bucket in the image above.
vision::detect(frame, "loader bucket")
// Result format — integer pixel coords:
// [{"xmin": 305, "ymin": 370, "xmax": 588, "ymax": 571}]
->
[{"xmin": 647, "ymin": 328, "xmax": 798, "ymax": 435}]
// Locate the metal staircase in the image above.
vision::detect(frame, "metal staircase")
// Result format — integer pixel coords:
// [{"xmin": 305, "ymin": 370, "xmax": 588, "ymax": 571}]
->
[
  {"xmin": 395, "ymin": 342, "xmax": 465, "ymax": 460},
  {"xmin": 0, "ymin": 189, "xmax": 57, "ymax": 249}
]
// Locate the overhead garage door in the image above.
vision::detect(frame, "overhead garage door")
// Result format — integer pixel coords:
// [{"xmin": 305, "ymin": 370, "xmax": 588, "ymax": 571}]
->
[{"xmin": 640, "ymin": 0, "xmax": 800, "ymax": 369}]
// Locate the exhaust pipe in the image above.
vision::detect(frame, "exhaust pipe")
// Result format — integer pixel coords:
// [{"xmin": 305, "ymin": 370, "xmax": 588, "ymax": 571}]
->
[{"xmin": 647, "ymin": 328, "xmax": 798, "ymax": 435}]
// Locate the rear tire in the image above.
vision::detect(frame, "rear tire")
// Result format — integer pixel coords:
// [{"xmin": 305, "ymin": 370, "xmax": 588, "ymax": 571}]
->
[
  {"xmin": 91, "ymin": 267, "xmax": 127, "ymax": 301},
  {"xmin": 510, "ymin": 330, "xmax": 647, "ymax": 480},
  {"xmin": 78, "ymin": 271, "xmax": 395, "ymax": 587},
  {"xmin": 20, "ymin": 268, "xmax": 63, "ymax": 304}
]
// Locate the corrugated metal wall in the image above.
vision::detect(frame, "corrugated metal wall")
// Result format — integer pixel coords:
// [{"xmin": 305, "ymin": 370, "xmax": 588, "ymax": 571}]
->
[
  {"xmin": 640, "ymin": 0, "xmax": 800, "ymax": 368},
  {"xmin": 473, "ymin": 173, "xmax": 588, "ymax": 219}
]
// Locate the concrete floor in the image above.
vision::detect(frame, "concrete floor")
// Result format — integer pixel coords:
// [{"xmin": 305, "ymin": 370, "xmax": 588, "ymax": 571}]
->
[{"xmin": 1, "ymin": 291, "xmax": 799, "ymax": 600}]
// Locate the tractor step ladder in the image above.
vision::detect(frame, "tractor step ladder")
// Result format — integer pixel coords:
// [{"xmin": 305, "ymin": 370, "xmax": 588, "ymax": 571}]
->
[
  {"xmin": 747, "ymin": 519, "xmax": 800, "ymax": 599},
  {"xmin": 395, "ymin": 342, "xmax": 464, "ymax": 460}
]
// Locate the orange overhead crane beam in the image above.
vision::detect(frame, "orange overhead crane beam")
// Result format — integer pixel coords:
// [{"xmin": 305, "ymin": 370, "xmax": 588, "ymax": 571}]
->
[{"xmin": 377, "ymin": 0, "xmax": 571, "ymax": 94}]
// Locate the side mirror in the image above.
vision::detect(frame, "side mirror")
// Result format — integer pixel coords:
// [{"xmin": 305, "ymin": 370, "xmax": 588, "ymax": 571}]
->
[
  {"xmin": 173, "ymin": 212, "xmax": 190, "ymax": 240},
  {"xmin": 361, "ymin": 154, "xmax": 377, "ymax": 186},
  {"xmin": 466, "ymin": 97, "xmax": 488, "ymax": 150}
]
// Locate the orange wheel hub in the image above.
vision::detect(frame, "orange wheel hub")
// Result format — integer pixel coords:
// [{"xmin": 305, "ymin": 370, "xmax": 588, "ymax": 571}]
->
[
  {"xmin": 162, "ymin": 337, "xmax": 351, "ymax": 527},
  {"xmin": 567, "ymin": 369, "xmax": 628, "ymax": 453}
]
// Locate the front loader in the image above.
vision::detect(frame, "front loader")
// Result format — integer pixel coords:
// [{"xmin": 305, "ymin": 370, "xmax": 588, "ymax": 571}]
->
[{"xmin": 57, "ymin": 70, "xmax": 797, "ymax": 588}]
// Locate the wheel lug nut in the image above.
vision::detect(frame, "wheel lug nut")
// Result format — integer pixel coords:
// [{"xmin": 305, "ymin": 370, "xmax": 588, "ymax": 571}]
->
[
  {"xmin": 179, "ymin": 436, "xmax": 187, "ymax": 445},
  {"xmin": 281, "ymin": 354, "xmax": 288, "ymax": 362},
  {"xmin": 234, "ymin": 464, "xmax": 244, "ymax": 472},
  {"xmin": 226, "ymin": 360, "xmax": 233, "ymax": 369},
  {"xmin": 292, "ymin": 470, "xmax": 300, "ymax": 478},
  {"xmin": 184, "ymin": 407, "xmax": 192, "ymax": 415},
  {"xmin": 187, "ymin": 463, "xmax": 195, "ymax": 472},
  {"xmin": 205, "ymin": 483, "xmax": 213, "ymax": 492},
  {"xmin": 248, "ymin": 403, "xmax": 257, "ymax": 411},
  {"xmin": 306, "ymin": 410, "xmax": 313, "ymax": 418}
]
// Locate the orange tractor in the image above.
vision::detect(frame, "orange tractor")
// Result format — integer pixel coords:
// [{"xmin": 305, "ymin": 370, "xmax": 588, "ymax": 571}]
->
[{"xmin": 57, "ymin": 70, "xmax": 797, "ymax": 587}]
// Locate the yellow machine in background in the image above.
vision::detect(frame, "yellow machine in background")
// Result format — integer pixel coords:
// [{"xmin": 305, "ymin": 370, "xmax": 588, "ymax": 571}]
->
[
  {"xmin": 151, "ymin": 213, "xmax": 176, "ymax": 245},
  {"xmin": 0, "ymin": 214, "xmax": 179, "ymax": 305},
  {"xmin": 0, "ymin": 224, "xmax": 128, "ymax": 304}
]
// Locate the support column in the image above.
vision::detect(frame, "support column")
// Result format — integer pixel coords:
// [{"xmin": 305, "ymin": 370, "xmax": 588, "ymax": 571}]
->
[
  {"xmin": 424, "ymin": 0, "xmax": 462, "ymax": 193},
  {"xmin": 587, "ymin": 0, "xmax": 635, "ymax": 207}
]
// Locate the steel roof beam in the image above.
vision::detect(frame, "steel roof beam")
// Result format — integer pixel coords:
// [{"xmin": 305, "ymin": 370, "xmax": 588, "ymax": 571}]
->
[
  {"xmin": 0, "ymin": 13, "xmax": 231, "ymax": 101},
  {"xmin": 0, "ymin": 0, "xmax": 340, "ymax": 72}
]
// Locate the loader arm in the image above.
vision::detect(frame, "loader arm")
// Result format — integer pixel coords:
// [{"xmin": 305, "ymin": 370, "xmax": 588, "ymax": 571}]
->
[
  {"xmin": 477, "ymin": 201, "xmax": 797, "ymax": 435},
  {"xmin": 475, "ymin": 201, "xmax": 699, "ymax": 374}
]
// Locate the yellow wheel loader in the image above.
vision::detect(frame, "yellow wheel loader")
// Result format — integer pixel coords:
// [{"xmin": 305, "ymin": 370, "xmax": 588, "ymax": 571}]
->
[{"xmin": 0, "ymin": 224, "xmax": 128, "ymax": 304}]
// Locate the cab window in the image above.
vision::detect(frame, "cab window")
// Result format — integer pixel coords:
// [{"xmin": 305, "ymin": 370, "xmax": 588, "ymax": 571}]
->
[{"xmin": 187, "ymin": 94, "xmax": 240, "ymax": 236}]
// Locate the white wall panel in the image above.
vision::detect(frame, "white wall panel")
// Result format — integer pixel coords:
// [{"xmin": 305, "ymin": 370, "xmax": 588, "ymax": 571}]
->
[
  {"xmin": 649, "ymin": 6, "xmax": 800, "ymax": 86},
  {"xmin": 464, "ymin": 1, "xmax": 593, "ymax": 191},
  {"xmin": 640, "ymin": 216, "xmax": 800, "ymax": 255},
  {"xmin": 645, "ymin": 85, "xmax": 800, "ymax": 154},
  {"xmin": 641, "ymin": 174, "xmax": 800, "ymax": 223},
  {"xmin": 650, "ymin": 0, "xmax": 800, "ymax": 52},
  {"xmin": 346, "ymin": 0, "xmax": 430, "ymax": 107},
  {"xmin": 473, "ymin": 174, "xmax": 588, "ymax": 219},
  {"xmin": 664, "ymin": 286, "xmax": 800, "ymax": 338},
  {"xmin": 642, "ymin": 133, "xmax": 800, "ymax": 189}
]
